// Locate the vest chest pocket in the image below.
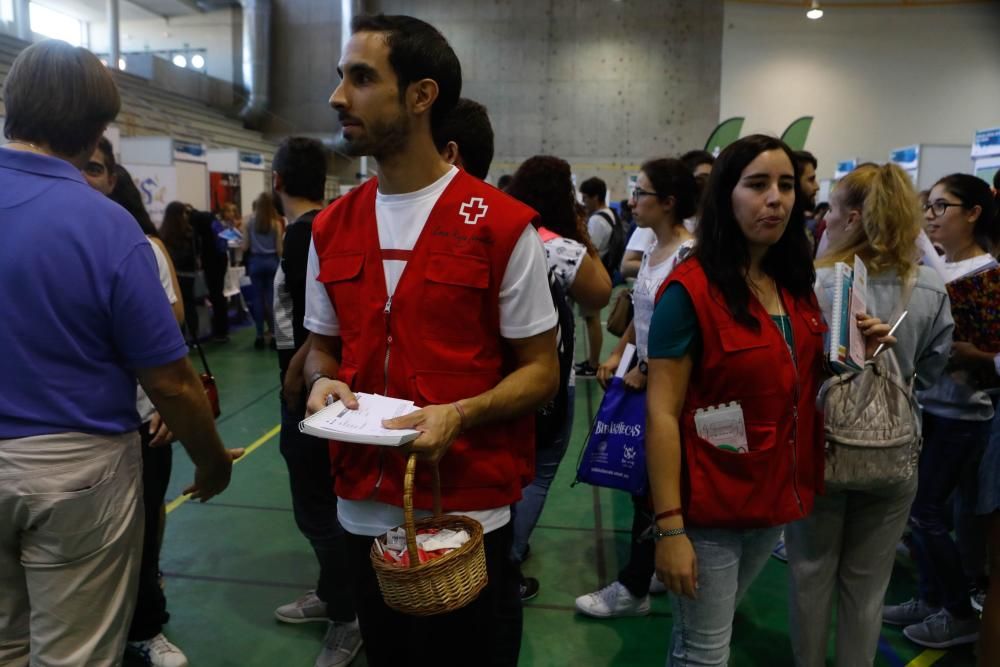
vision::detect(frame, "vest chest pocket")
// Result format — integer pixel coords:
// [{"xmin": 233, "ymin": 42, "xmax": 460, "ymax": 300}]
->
[
  {"xmin": 318, "ymin": 252, "xmax": 365, "ymax": 334},
  {"xmin": 423, "ymin": 252, "xmax": 491, "ymax": 341}
]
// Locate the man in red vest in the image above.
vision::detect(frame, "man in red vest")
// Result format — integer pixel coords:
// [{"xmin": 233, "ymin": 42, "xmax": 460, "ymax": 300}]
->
[{"xmin": 302, "ymin": 14, "xmax": 558, "ymax": 667}]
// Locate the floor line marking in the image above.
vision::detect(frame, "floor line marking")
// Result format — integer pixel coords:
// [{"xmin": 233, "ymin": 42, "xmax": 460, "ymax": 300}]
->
[
  {"xmin": 165, "ymin": 423, "xmax": 281, "ymax": 515},
  {"xmin": 161, "ymin": 570, "xmax": 310, "ymax": 590},
  {"xmin": 904, "ymin": 650, "xmax": 946, "ymax": 667}
]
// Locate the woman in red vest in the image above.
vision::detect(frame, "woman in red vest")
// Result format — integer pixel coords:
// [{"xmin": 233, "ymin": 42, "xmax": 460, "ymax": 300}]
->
[{"xmin": 644, "ymin": 135, "xmax": 889, "ymax": 665}]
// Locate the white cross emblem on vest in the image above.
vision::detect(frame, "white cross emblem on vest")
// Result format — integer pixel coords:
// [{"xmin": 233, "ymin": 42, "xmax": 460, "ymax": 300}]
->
[{"xmin": 459, "ymin": 197, "xmax": 488, "ymax": 225}]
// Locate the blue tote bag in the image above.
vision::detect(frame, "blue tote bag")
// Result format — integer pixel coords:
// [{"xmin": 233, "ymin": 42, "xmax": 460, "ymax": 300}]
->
[{"xmin": 575, "ymin": 377, "xmax": 648, "ymax": 495}]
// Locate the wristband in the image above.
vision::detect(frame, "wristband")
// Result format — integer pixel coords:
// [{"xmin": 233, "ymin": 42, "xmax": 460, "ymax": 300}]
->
[
  {"xmin": 654, "ymin": 508, "xmax": 683, "ymax": 522},
  {"xmin": 651, "ymin": 526, "xmax": 686, "ymax": 541},
  {"xmin": 451, "ymin": 401, "xmax": 467, "ymax": 430},
  {"xmin": 308, "ymin": 372, "xmax": 330, "ymax": 394}
]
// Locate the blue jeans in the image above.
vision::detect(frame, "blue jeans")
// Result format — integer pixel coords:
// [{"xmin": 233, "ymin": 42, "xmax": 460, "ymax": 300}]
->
[
  {"xmin": 909, "ymin": 412, "xmax": 990, "ymax": 616},
  {"xmin": 510, "ymin": 386, "xmax": 575, "ymax": 563},
  {"xmin": 278, "ymin": 399, "xmax": 354, "ymax": 622},
  {"xmin": 669, "ymin": 525, "xmax": 783, "ymax": 666},
  {"xmin": 247, "ymin": 253, "xmax": 279, "ymax": 336}
]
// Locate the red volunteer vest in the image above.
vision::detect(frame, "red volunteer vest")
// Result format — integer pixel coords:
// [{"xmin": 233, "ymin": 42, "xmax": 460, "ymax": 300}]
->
[
  {"xmin": 311, "ymin": 170, "xmax": 539, "ymax": 511},
  {"xmin": 658, "ymin": 258, "xmax": 827, "ymax": 528}
]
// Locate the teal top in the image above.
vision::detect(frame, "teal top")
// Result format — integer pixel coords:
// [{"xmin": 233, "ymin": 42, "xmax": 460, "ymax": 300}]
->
[{"xmin": 648, "ymin": 283, "xmax": 794, "ymax": 359}]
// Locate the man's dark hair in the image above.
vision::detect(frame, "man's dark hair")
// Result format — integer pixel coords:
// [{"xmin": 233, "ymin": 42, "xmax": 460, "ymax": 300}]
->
[
  {"xmin": 95, "ymin": 136, "xmax": 116, "ymax": 172},
  {"xmin": 579, "ymin": 177, "xmax": 607, "ymax": 202},
  {"xmin": 431, "ymin": 98, "xmax": 494, "ymax": 180},
  {"xmin": 273, "ymin": 137, "xmax": 327, "ymax": 202},
  {"xmin": 351, "ymin": 14, "xmax": 461, "ymax": 129},
  {"xmin": 694, "ymin": 134, "xmax": 814, "ymax": 330},
  {"xmin": 497, "ymin": 174, "xmax": 512, "ymax": 191},
  {"xmin": 794, "ymin": 150, "xmax": 818, "ymax": 170},
  {"xmin": 680, "ymin": 149, "xmax": 715, "ymax": 173},
  {"xmin": 4, "ymin": 40, "xmax": 120, "ymax": 157}
]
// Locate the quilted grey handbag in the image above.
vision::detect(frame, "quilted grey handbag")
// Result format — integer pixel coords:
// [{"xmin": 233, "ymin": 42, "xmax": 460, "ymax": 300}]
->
[
  {"xmin": 818, "ymin": 348, "xmax": 921, "ymax": 491},
  {"xmin": 816, "ymin": 271, "xmax": 920, "ymax": 491}
]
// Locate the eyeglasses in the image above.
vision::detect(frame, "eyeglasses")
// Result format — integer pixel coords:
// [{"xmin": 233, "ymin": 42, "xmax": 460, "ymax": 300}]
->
[
  {"xmin": 631, "ymin": 187, "xmax": 658, "ymax": 200},
  {"xmin": 922, "ymin": 201, "xmax": 964, "ymax": 218},
  {"xmin": 82, "ymin": 161, "xmax": 107, "ymax": 176}
]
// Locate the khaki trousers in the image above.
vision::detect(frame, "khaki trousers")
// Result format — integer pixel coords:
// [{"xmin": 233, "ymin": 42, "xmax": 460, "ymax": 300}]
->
[{"xmin": 0, "ymin": 432, "xmax": 143, "ymax": 667}]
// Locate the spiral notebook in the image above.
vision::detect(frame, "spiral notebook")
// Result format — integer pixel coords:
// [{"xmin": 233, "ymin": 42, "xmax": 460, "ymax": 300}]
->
[{"xmin": 828, "ymin": 256, "xmax": 868, "ymax": 372}]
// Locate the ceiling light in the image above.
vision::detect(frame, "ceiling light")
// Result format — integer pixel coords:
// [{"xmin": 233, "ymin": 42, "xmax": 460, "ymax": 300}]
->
[
  {"xmin": 172, "ymin": 54, "xmax": 187, "ymax": 68},
  {"xmin": 190, "ymin": 53, "xmax": 205, "ymax": 69},
  {"xmin": 118, "ymin": 57, "xmax": 126, "ymax": 70},
  {"xmin": 806, "ymin": 1, "xmax": 823, "ymax": 19}
]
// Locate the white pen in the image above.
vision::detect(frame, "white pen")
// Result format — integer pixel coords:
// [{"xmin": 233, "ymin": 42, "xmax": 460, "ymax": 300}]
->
[{"xmin": 873, "ymin": 310, "xmax": 908, "ymax": 358}]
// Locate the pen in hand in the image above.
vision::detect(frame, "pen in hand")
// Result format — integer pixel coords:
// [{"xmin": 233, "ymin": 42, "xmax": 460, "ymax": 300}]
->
[{"xmin": 872, "ymin": 310, "xmax": 908, "ymax": 358}]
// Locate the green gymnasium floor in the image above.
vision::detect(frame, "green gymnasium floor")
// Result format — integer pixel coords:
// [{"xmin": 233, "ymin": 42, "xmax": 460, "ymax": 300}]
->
[{"xmin": 156, "ymin": 315, "xmax": 979, "ymax": 666}]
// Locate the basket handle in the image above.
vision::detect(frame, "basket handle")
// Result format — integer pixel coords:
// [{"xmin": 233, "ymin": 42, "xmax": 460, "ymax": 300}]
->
[{"xmin": 401, "ymin": 453, "xmax": 443, "ymax": 568}]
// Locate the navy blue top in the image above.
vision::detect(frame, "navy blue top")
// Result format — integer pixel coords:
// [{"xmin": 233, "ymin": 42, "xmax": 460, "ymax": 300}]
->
[{"xmin": 0, "ymin": 148, "xmax": 188, "ymax": 438}]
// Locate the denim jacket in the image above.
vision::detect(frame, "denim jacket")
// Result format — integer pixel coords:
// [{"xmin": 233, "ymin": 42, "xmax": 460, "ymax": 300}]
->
[{"xmin": 815, "ymin": 265, "xmax": 953, "ymax": 396}]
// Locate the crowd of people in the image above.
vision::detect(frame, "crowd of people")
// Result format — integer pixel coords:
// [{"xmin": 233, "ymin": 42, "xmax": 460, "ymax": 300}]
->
[{"xmin": 0, "ymin": 11, "xmax": 998, "ymax": 667}]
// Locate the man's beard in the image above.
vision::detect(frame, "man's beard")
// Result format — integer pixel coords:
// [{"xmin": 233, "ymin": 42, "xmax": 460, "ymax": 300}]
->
[{"xmin": 335, "ymin": 111, "xmax": 410, "ymax": 161}]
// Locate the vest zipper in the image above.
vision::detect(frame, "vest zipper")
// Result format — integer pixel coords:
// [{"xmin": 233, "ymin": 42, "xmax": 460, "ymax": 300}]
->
[
  {"xmin": 373, "ymin": 295, "xmax": 393, "ymax": 494},
  {"xmin": 383, "ymin": 295, "xmax": 393, "ymax": 395},
  {"xmin": 775, "ymin": 314, "xmax": 805, "ymax": 515}
]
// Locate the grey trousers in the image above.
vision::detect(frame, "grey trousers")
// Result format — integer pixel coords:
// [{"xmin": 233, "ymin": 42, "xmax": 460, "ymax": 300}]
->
[
  {"xmin": 0, "ymin": 432, "xmax": 143, "ymax": 667},
  {"xmin": 785, "ymin": 478, "xmax": 917, "ymax": 667}
]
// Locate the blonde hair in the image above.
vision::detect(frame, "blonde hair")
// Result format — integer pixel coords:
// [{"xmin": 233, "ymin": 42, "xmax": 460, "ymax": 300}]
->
[{"xmin": 816, "ymin": 163, "xmax": 921, "ymax": 278}]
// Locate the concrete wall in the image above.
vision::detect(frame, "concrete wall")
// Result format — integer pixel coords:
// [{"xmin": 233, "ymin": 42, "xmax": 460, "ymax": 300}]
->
[
  {"xmin": 266, "ymin": 0, "xmax": 724, "ymax": 199},
  {"xmin": 720, "ymin": 3, "xmax": 1000, "ymax": 182},
  {"xmin": 90, "ymin": 8, "xmax": 241, "ymax": 83}
]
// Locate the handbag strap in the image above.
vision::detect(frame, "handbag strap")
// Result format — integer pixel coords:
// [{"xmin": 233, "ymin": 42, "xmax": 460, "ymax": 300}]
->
[{"xmin": 183, "ymin": 322, "xmax": 213, "ymax": 377}]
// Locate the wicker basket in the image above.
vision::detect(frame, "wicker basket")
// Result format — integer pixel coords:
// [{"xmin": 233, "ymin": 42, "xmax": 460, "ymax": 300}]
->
[{"xmin": 370, "ymin": 453, "xmax": 488, "ymax": 616}]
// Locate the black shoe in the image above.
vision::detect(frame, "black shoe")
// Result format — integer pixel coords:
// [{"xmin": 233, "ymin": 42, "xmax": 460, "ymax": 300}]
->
[
  {"xmin": 520, "ymin": 576, "xmax": 539, "ymax": 602},
  {"xmin": 574, "ymin": 361, "xmax": 598, "ymax": 377},
  {"xmin": 254, "ymin": 337, "xmax": 265, "ymax": 349}
]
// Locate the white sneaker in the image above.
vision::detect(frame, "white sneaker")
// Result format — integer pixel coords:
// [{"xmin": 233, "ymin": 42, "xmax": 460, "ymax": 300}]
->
[
  {"xmin": 649, "ymin": 573, "xmax": 667, "ymax": 595},
  {"xmin": 275, "ymin": 590, "xmax": 329, "ymax": 624},
  {"xmin": 315, "ymin": 620, "xmax": 363, "ymax": 667},
  {"xmin": 126, "ymin": 634, "xmax": 189, "ymax": 667},
  {"xmin": 771, "ymin": 533, "xmax": 788, "ymax": 562},
  {"xmin": 575, "ymin": 581, "xmax": 651, "ymax": 618}
]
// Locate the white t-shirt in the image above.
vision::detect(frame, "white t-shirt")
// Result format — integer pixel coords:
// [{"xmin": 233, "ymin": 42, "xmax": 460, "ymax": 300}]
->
[
  {"xmin": 633, "ymin": 240, "xmax": 695, "ymax": 361},
  {"xmin": 587, "ymin": 207, "xmax": 614, "ymax": 259},
  {"xmin": 136, "ymin": 239, "xmax": 178, "ymax": 423},
  {"xmin": 304, "ymin": 166, "xmax": 557, "ymax": 536},
  {"xmin": 626, "ymin": 226, "xmax": 656, "ymax": 253}
]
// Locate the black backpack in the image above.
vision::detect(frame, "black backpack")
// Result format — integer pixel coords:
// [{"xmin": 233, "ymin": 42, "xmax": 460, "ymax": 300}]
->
[
  {"xmin": 596, "ymin": 209, "xmax": 625, "ymax": 279},
  {"xmin": 536, "ymin": 269, "xmax": 575, "ymax": 449}
]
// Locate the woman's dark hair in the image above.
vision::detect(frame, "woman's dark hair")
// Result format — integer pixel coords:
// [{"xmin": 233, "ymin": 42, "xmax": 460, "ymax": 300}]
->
[
  {"xmin": 254, "ymin": 191, "xmax": 279, "ymax": 235},
  {"xmin": 934, "ymin": 173, "xmax": 1000, "ymax": 253},
  {"xmin": 507, "ymin": 155, "xmax": 596, "ymax": 255},
  {"xmin": 641, "ymin": 158, "xmax": 699, "ymax": 223},
  {"xmin": 694, "ymin": 134, "xmax": 815, "ymax": 330},
  {"xmin": 109, "ymin": 164, "xmax": 159, "ymax": 238},
  {"xmin": 351, "ymin": 14, "xmax": 461, "ymax": 129},
  {"xmin": 159, "ymin": 201, "xmax": 193, "ymax": 252},
  {"xmin": 95, "ymin": 136, "xmax": 116, "ymax": 172},
  {"xmin": 4, "ymin": 40, "xmax": 120, "ymax": 157}
]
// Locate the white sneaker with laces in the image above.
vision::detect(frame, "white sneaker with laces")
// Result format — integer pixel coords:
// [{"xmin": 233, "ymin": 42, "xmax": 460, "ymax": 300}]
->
[
  {"xmin": 315, "ymin": 620, "xmax": 363, "ymax": 667},
  {"xmin": 275, "ymin": 590, "xmax": 329, "ymax": 624},
  {"xmin": 126, "ymin": 633, "xmax": 189, "ymax": 667},
  {"xmin": 649, "ymin": 573, "xmax": 667, "ymax": 595},
  {"xmin": 903, "ymin": 608, "xmax": 980, "ymax": 649},
  {"xmin": 575, "ymin": 581, "xmax": 651, "ymax": 618}
]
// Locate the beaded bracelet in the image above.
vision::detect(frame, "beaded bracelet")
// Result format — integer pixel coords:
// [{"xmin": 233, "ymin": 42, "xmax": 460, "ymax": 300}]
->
[{"xmin": 651, "ymin": 526, "xmax": 687, "ymax": 541}]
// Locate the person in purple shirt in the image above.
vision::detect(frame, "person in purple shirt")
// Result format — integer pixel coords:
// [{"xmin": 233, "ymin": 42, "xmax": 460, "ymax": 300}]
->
[{"xmin": 0, "ymin": 40, "xmax": 238, "ymax": 666}]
